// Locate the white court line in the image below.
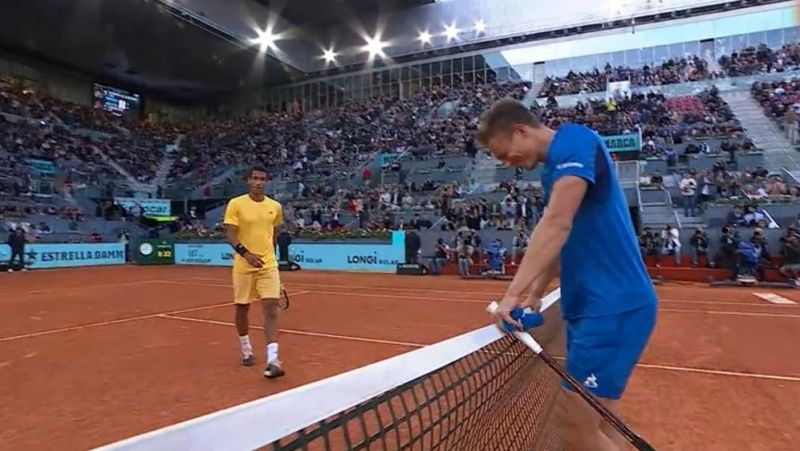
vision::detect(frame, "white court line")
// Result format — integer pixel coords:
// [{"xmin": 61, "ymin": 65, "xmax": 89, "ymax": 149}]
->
[
  {"xmin": 181, "ymin": 278, "xmax": 800, "ymax": 308},
  {"xmin": 158, "ymin": 314, "xmax": 427, "ymax": 348},
  {"xmin": 0, "ymin": 302, "xmax": 229, "ymax": 343},
  {"xmin": 754, "ymin": 292, "xmax": 797, "ymax": 305},
  {"xmin": 162, "ymin": 281, "xmax": 491, "ymax": 304},
  {"xmin": 660, "ymin": 308, "xmax": 800, "ymax": 319},
  {"xmin": 159, "ymin": 280, "xmax": 800, "ymax": 311},
  {"xmin": 13, "ymin": 280, "xmax": 175, "ymax": 297},
  {"xmin": 0, "ymin": 290, "xmax": 314, "ymax": 343},
  {"xmin": 634, "ymin": 362, "xmax": 800, "ymax": 382},
  {"xmin": 186, "ymin": 277, "xmax": 509, "ymax": 296},
  {"xmin": 160, "ymin": 314, "xmax": 800, "ymax": 383}
]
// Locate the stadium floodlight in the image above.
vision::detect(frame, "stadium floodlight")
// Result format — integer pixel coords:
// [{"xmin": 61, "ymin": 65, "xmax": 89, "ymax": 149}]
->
[
  {"xmin": 444, "ymin": 23, "xmax": 459, "ymax": 41},
  {"xmin": 473, "ymin": 19, "xmax": 486, "ymax": 34},
  {"xmin": 362, "ymin": 35, "xmax": 387, "ymax": 58},
  {"xmin": 418, "ymin": 30, "xmax": 432, "ymax": 45},
  {"xmin": 250, "ymin": 28, "xmax": 277, "ymax": 52},
  {"xmin": 322, "ymin": 48, "xmax": 338, "ymax": 63}
]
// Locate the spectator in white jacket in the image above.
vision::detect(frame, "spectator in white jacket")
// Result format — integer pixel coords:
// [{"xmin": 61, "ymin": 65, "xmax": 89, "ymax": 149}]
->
[{"xmin": 661, "ymin": 224, "xmax": 682, "ymax": 266}]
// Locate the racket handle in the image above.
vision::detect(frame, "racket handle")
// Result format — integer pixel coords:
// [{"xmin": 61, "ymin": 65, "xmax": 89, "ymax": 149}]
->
[{"xmin": 486, "ymin": 302, "xmax": 545, "ymax": 334}]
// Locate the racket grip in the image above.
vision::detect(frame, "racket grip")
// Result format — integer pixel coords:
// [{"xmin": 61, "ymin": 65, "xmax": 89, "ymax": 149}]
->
[{"xmin": 486, "ymin": 302, "xmax": 545, "ymax": 333}]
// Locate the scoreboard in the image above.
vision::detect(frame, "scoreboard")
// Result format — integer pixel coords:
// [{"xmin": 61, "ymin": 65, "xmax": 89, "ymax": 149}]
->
[
  {"xmin": 135, "ymin": 239, "xmax": 174, "ymax": 265},
  {"xmin": 92, "ymin": 83, "xmax": 141, "ymax": 116}
]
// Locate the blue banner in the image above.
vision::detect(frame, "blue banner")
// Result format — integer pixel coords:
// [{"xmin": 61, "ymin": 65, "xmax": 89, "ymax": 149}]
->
[
  {"xmin": 174, "ymin": 232, "xmax": 405, "ymax": 272},
  {"xmin": 26, "ymin": 158, "xmax": 57, "ymax": 175},
  {"xmin": 114, "ymin": 197, "xmax": 171, "ymax": 216},
  {"xmin": 601, "ymin": 132, "xmax": 641, "ymax": 153},
  {"xmin": 0, "ymin": 243, "xmax": 126, "ymax": 269},
  {"xmin": 174, "ymin": 243, "xmax": 234, "ymax": 266}
]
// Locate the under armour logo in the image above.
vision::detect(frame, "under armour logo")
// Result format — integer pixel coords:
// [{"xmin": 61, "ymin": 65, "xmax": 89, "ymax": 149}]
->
[{"xmin": 583, "ymin": 374, "xmax": 598, "ymax": 389}]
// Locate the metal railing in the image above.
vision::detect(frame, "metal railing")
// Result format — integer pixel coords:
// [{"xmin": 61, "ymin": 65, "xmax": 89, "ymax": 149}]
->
[{"xmin": 782, "ymin": 167, "xmax": 799, "ymax": 183}]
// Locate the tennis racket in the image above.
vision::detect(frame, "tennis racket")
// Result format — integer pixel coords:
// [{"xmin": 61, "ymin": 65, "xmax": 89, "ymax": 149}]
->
[
  {"xmin": 487, "ymin": 301, "xmax": 655, "ymax": 451},
  {"xmin": 279, "ymin": 285, "xmax": 290, "ymax": 310}
]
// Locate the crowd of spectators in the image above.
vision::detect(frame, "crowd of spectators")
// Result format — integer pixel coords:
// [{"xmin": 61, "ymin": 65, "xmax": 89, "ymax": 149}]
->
[
  {"xmin": 540, "ymin": 56, "xmax": 718, "ymax": 97},
  {"xmin": 720, "ymin": 42, "xmax": 800, "ymax": 77},
  {"xmin": 537, "ymin": 87, "xmax": 748, "ymax": 161},
  {"xmin": 751, "ymin": 77, "xmax": 800, "ymax": 144},
  {"xmin": 539, "ymin": 42, "xmax": 800, "ymax": 99},
  {"xmin": 0, "ymin": 83, "xmax": 178, "ymax": 186}
]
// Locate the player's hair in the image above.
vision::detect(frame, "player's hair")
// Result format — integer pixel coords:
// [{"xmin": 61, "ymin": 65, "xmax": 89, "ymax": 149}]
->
[
  {"xmin": 247, "ymin": 166, "xmax": 269, "ymax": 179},
  {"xmin": 475, "ymin": 98, "xmax": 540, "ymax": 147}
]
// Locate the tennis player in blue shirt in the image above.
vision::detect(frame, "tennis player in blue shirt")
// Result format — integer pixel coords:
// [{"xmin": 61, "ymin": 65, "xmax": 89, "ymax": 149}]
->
[{"xmin": 477, "ymin": 99, "xmax": 657, "ymax": 451}]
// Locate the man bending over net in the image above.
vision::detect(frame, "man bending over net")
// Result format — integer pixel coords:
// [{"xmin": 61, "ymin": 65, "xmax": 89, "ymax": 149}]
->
[{"xmin": 478, "ymin": 99, "xmax": 657, "ymax": 451}]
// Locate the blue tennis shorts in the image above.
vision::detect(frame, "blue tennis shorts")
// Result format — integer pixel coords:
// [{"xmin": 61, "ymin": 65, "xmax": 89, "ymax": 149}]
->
[{"xmin": 563, "ymin": 305, "xmax": 657, "ymax": 399}]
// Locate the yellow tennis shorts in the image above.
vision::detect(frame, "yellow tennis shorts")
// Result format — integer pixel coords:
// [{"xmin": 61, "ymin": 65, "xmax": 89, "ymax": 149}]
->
[{"xmin": 232, "ymin": 266, "xmax": 281, "ymax": 304}]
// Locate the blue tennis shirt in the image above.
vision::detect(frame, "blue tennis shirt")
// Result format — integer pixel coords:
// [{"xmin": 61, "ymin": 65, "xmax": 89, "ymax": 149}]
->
[{"xmin": 541, "ymin": 124, "xmax": 657, "ymax": 319}]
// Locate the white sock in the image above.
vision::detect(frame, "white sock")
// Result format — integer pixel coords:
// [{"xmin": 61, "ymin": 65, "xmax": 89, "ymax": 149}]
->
[
  {"xmin": 239, "ymin": 335, "xmax": 252, "ymax": 356},
  {"xmin": 267, "ymin": 342, "xmax": 279, "ymax": 364}
]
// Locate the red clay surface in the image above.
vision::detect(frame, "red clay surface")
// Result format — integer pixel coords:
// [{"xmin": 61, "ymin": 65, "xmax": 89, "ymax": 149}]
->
[{"xmin": 1, "ymin": 266, "xmax": 799, "ymax": 450}]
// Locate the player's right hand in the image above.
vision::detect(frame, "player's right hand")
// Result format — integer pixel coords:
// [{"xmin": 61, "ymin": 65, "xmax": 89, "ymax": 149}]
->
[{"xmin": 244, "ymin": 252, "xmax": 264, "ymax": 268}]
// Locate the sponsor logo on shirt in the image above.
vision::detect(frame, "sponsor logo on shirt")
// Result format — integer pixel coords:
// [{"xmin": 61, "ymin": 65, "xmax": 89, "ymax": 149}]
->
[{"xmin": 556, "ymin": 162, "xmax": 584, "ymax": 170}]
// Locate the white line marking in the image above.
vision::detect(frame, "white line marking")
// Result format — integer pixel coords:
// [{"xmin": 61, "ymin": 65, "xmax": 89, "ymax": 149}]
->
[
  {"xmin": 158, "ymin": 281, "xmax": 800, "ymax": 311},
  {"xmin": 178, "ymin": 279, "xmax": 800, "ymax": 308},
  {"xmin": 185, "ymin": 278, "xmax": 509, "ymax": 296},
  {"xmin": 1, "ymin": 280, "xmax": 176, "ymax": 298},
  {"xmin": 754, "ymin": 292, "xmax": 797, "ymax": 305},
  {"xmin": 634, "ymin": 362, "xmax": 800, "ymax": 382},
  {"xmin": 0, "ymin": 291, "xmax": 313, "ymax": 343},
  {"xmin": 0, "ymin": 303, "xmax": 230, "ymax": 343},
  {"xmin": 160, "ymin": 313, "xmax": 800, "ymax": 383},
  {"xmin": 158, "ymin": 314, "xmax": 426, "ymax": 348},
  {"xmin": 660, "ymin": 308, "xmax": 800, "ymax": 319},
  {"xmin": 551, "ymin": 357, "xmax": 800, "ymax": 382},
  {"xmin": 162, "ymin": 281, "xmax": 490, "ymax": 304}
]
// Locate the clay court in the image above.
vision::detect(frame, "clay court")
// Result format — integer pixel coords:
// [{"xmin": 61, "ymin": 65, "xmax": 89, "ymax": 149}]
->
[{"xmin": 1, "ymin": 266, "xmax": 799, "ymax": 450}]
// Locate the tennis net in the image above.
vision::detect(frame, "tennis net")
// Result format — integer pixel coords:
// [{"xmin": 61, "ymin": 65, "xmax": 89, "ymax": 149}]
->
[{"xmin": 97, "ymin": 288, "xmax": 564, "ymax": 451}]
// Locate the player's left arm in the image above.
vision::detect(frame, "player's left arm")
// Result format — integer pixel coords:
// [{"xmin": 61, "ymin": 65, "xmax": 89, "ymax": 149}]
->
[{"xmin": 505, "ymin": 177, "xmax": 587, "ymax": 301}]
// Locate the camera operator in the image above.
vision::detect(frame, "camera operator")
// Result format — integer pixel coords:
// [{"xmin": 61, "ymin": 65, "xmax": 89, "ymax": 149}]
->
[
  {"xmin": 717, "ymin": 226, "xmax": 739, "ymax": 280},
  {"xmin": 689, "ymin": 227, "xmax": 714, "ymax": 268},
  {"xmin": 639, "ymin": 226, "xmax": 661, "ymax": 267},
  {"xmin": 750, "ymin": 228, "xmax": 771, "ymax": 265},
  {"xmin": 456, "ymin": 238, "xmax": 472, "ymax": 277},
  {"xmin": 430, "ymin": 238, "xmax": 450, "ymax": 275},
  {"xmin": 511, "ymin": 229, "xmax": 529, "ymax": 265},
  {"xmin": 779, "ymin": 227, "xmax": 800, "ymax": 285}
]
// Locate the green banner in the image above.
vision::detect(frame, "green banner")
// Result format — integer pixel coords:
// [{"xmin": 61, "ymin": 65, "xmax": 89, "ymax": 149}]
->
[
  {"xmin": 135, "ymin": 239, "xmax": 175, "ymax": 265},
  {"xmin": 602, "ymin": 132, "xmax": 641, "ymax": 153}
]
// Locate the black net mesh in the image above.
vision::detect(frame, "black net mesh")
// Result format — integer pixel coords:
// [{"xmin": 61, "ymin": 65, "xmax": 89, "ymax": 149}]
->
[{"xmin": 267, "ymin": 303, "xmax": 565, "ymax": 451}]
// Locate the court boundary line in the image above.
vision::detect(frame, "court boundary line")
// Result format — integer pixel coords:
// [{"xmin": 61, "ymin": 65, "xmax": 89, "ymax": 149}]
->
[
  {"xmin": 633, "ymin": 362, "xmax": 800, "ymax": 382},
  {"xmin": 0, "ymin": 302, "xmax": 231, "ymax": 343},
  {"xmin": 159, "ymin": 314, "xmax": 800, "ymax": 382},
  {"xmin": 660, "ymin": 308, "xmax": 800, "ymax": 319},
  {"xmin": 159, "ymin": 280, "xmax": 800, "ymax": 310},
  {"xmin": 753, "ymin": 292, "xmax": 797, "ymax": 305},
  {"xmin": 158, "ymin": 314, "xmax": 427, "ymax": 348},
  {"xmin": 3, "ymin": 279, "xmax": 180, "ymax": 298},
  {"xmin": 3, "ymin": 289, "xmax": 797, "ymax": 346}
]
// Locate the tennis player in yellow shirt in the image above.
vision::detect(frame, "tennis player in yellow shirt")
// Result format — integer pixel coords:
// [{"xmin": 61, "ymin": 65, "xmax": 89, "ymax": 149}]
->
[{"xmin": 224, "ymin": 166, "xmax": 285, "ymax": 378}]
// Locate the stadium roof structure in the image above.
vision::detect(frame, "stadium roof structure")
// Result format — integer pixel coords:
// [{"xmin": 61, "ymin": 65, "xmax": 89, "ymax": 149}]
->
[
  {"xmin": 0, "ymin": 0, "xmax": 790, "ymax": 102},
  {"xmin": 0, "ymin": 0, "xmax": 304, "ymax": 102},
  {"xmin": 252, "ymin": 0, "xmax": 435, "ymax": 28}
]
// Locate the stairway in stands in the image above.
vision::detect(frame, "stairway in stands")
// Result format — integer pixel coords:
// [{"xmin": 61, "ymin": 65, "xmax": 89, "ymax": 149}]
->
[{"xmin": 720, "ymin": 90, "xmax": 800, "ymax": 173}]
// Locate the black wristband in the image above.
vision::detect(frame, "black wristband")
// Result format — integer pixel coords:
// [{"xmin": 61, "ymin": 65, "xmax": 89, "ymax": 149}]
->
[{"xmin": 234, "ymin": 243, "xmax": 249, "ymax": 256}]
